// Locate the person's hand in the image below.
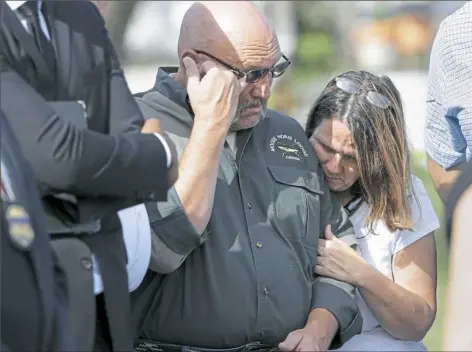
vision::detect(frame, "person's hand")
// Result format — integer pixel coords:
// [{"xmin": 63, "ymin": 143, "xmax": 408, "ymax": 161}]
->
[
  {"xmin": 183, "ymin": 55, "xmax": 243, "ymax": 132},
  {"xmin": 278, "ymin": 328, "xmax": 324, "ymax": 352},
  {"xmin": 141, "ymin": 118, "xmax": 162, "ymax": 134},
  {"xmin": 315, "ymin": 224, "xmax": 368, "ymax": 285}
]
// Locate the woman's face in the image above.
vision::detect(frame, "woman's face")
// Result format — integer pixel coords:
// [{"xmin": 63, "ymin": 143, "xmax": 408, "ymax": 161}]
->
[{"xmin": 309, "ymin": 118, "xmax": 360, "ymax": 192}]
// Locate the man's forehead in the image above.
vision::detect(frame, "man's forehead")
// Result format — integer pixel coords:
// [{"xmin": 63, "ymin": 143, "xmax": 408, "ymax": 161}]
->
[{"xmin": 233, "ymin": 42, "xmax": 281, "ymax": 70}]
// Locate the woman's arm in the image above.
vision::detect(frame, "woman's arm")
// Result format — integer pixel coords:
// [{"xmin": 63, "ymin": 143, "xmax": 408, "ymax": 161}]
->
[
  {"xmin": 316, "ymin": 231, "xmax": 437, "ymax": 341},
  {"xmin": 356, "ymin": 233, "xmax": 437, "ymax": 341}
]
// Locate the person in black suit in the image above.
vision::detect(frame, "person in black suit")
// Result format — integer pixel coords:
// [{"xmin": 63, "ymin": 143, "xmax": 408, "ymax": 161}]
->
[
  {"xmin": 0, "ymin": 0, "xmax": 176, "ymax": 196},
  {"xmin": 0, "ymin": 1, "xmax": 177, "ymax": 351},
  {"xmin": 1, "ymin": 109, "xmax": 71, "ymax": 352}
]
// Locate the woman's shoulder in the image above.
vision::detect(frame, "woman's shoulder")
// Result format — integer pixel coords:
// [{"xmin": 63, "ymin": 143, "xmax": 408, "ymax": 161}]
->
[
  {"xmin": 408, "ymin": 174, "xmax": 428, "ymax": 198},
  {"xmin": 393, "ymin": 173, "xmax": 440, "ymax": 253}
]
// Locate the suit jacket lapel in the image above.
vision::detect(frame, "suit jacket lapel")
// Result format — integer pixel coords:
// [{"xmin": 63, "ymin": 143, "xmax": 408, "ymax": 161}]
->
[
  {"xmin": 42, "ymin": 1, "xmax": 72, "ymax": 88},
  {"xmin": 0, "ymin": 0, "xmax": 51, "ymax": 79}
]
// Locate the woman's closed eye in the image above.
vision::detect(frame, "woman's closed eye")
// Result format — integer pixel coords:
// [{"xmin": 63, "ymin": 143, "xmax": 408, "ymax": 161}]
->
[{"xmin": 320, "ymin": 142, "xmax": 356, "ymax": 162}]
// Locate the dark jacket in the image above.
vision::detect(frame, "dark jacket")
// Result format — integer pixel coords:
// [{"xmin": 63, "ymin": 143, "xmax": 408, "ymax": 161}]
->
[{"xmin": 1, "ymin": 109, "xmax": 71, "ymax": 352}]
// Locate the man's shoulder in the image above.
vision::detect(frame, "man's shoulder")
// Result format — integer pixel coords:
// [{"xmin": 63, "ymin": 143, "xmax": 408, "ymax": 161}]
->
[
  {"xmin": 431, "ymin": 2, "xmax": 472, "ymax": 80},
  {"xmin": 51, "ymin": 1, "xmax": 106, "ymax": 40},
  {"xmin": 265, "ymin": 109, "xmax": 307, "ymax": 134},
  {"xmin": 266, "ymin": 109, "xmax": 303, "ymax": 127},
  {"xmin": 438, "ymin": 2, "xmax": 472, "ymax": 40},
  {"xmin": 134, "ymin": 89, "xmax": 187, "ymax": 122},
  {"xmin": 53, "ymin": 0, "xmax": 103, "ymax": 22},
  {"xmin": 443, "ymin": 2, "xmax": 472, "ymax": 25},
  {"xmin": 134, "ymin": 89, "xmax": 193, "ymax": 152}
]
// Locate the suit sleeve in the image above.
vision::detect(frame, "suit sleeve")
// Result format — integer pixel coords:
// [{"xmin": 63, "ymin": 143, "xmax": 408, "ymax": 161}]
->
[
  {"xmin": 311, "ymin": 172, "xmax": 362, "ymax": 348},
  {"xmin": 0, "ymin": 59, "xmax": 169, "ymax": 201},
  {"xmin": 92, "ymin": 2, "xmax": 147, "ymax": 136}
]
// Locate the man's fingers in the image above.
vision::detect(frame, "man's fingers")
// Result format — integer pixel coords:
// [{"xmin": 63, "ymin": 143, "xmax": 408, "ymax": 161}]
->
[
  {"xmin": 278, "ymin": 332, "xmax": 302, "ymax": 351},
  {"xmin": 297, "ymin": 336, "xmax": 318, "ymax": 352},
  {"xmin": 199, "ymin": 60, "xmax": 218, "ymax": 76},
  {"xmin": 314, "ymin": 264, "xmax": 326, "ymax": 276},
  {"xmin": 183, "ymin": 56, "xmax": 200, "ymax": 93}
]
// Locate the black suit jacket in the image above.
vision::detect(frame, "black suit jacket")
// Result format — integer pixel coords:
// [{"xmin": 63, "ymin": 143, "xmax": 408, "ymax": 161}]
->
[
  {"xmin": 0, "ymin": 3, "xmax": 171, "ymax": 350},
  {"xmin": 1, "ymin": 109, "xmax": 71, "ymax": 352},
  {"xmin": 0, "ymin": 0, "xmax": 170, "ymax": 203}
]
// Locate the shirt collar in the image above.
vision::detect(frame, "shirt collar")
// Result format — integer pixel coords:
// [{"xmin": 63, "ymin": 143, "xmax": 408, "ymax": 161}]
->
[
  {"xmin": 153, "ymin": 67, "xmax": 193, "ymax": 114},
  {"xmin": 6, "ymin": 0, "xmax": 42, "ymax": 11}
]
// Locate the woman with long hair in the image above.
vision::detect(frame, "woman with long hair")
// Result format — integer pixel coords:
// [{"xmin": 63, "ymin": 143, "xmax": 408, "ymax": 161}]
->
[{"xmin": 305, "ymin": 71, "xmax": 439, "ymax": 350}]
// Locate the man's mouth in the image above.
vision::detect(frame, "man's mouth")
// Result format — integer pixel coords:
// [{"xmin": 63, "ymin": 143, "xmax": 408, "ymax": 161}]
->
[{"xmin": 241, "ymin": 105, "xmax": 262, "ymax": 114}]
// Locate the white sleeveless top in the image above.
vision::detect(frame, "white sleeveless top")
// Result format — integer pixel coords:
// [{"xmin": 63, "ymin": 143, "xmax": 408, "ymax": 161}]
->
[{"xmin": 333, "ymin": 175, "xmax": 440, "ymax": 351}]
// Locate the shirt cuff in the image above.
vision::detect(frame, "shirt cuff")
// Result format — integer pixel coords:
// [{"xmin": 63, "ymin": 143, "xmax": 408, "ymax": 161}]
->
[{"xmin": 153, "ymin": 133, "xmax": 172, "ymax": 168}]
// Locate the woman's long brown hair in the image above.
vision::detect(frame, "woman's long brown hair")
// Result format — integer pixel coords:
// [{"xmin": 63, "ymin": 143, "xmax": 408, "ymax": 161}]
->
[{"xmin": 306, "ymin": 70, "xmax": 416, "ymax": 232}]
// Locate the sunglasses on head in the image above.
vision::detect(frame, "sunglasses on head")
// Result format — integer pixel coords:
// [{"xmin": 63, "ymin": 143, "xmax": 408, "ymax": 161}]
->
[
  {"xmin": 335, "ymin": 77, "xmax": 391, "ymax": 109},
  {"xmin": 194, "ymin": 49, "xmax": 291, "ymax": 84}
]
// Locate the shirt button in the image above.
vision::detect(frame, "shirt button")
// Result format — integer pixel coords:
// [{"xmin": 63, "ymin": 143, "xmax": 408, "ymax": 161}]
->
[
  {"xmin": 260, "ymin": 331, "xmax": 265, "ymax": 338},
  {"xmin": 263, "ymin": 286, "xmax": 269, "ymax": 296},
  {"xmin": 247, "ymin": 202, "xmax": 253, "ymax": 210},
  {"xmin": 256, "ymin": 241, "xmax": 263, "ymax": 248}
]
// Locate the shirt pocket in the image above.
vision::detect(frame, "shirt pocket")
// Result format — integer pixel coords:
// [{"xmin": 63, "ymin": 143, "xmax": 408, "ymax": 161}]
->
[{"xmin": 268, "ymin": 165, "xmax": 323, "ymax": 269}]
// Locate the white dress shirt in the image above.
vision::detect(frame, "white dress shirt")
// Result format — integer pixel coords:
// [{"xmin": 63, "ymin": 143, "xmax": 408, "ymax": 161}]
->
[{"xmin": 6, "ymin": 0, "xmax": 159, "ymax": 293}]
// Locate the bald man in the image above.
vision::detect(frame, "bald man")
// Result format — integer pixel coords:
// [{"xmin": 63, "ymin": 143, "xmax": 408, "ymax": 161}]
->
[{"xmin": 131, "ymin": 2, "xmax": 362, "ymax": 351}]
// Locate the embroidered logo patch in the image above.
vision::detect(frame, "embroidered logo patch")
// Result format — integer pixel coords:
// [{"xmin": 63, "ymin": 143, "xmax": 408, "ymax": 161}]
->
[{"xmin": 269, "ymin": 134, "xmax": 308, "ymax": 161}]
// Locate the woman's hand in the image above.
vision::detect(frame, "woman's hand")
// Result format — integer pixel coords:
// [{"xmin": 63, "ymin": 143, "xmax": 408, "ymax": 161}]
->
[{"xmin": 315, "ymin": 225, "xmax": 370, "ymax": 286}]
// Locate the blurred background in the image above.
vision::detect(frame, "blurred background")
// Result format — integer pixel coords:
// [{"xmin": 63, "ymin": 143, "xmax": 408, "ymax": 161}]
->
[{"xmin": 93, "ymin": 1, "xmax": 466, "ymax": 349}]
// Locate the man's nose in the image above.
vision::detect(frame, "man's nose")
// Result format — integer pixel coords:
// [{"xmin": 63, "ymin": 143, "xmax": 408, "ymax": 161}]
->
[{"xmin": 252, "ymin": 75, "xmax": 272, "ymax": 100}]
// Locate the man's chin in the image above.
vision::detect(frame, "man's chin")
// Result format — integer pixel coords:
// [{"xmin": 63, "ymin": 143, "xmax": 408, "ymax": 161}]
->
[{"xmin": 230, "ymin": 113, "xmax": 263, "ymax": 131}]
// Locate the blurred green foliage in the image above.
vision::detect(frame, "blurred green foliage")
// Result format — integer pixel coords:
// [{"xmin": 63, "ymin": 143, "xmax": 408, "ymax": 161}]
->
[
  {"xmin": 291, "ymin": 2, "xmax": 340, "ymax": 84},
  {"xmin": 295, "ymin": 33, "xmax": 336, "ymax": 79}
]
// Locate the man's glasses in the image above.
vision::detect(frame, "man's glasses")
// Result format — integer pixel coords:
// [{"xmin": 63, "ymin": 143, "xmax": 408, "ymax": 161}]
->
[
  {"xmin": 335, "ymin": 77, "xmax": 391, "ymax": 109},
  {"xmin": 194, "ymin": 49, "xmax": 291, "ymax": 84}
]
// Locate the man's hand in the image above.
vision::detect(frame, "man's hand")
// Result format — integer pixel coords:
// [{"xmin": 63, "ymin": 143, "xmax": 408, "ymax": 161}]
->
[
  {"xmin": 183, "ymin": 55, "xmax": 243, "ymax": 132},
  {"xmin": 279, "ymin": 309, "xmax": 338, "ymax": 352},
  {"xmin": 278, "ymin": 329, "xmax": 324, "ymax": 352}
]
